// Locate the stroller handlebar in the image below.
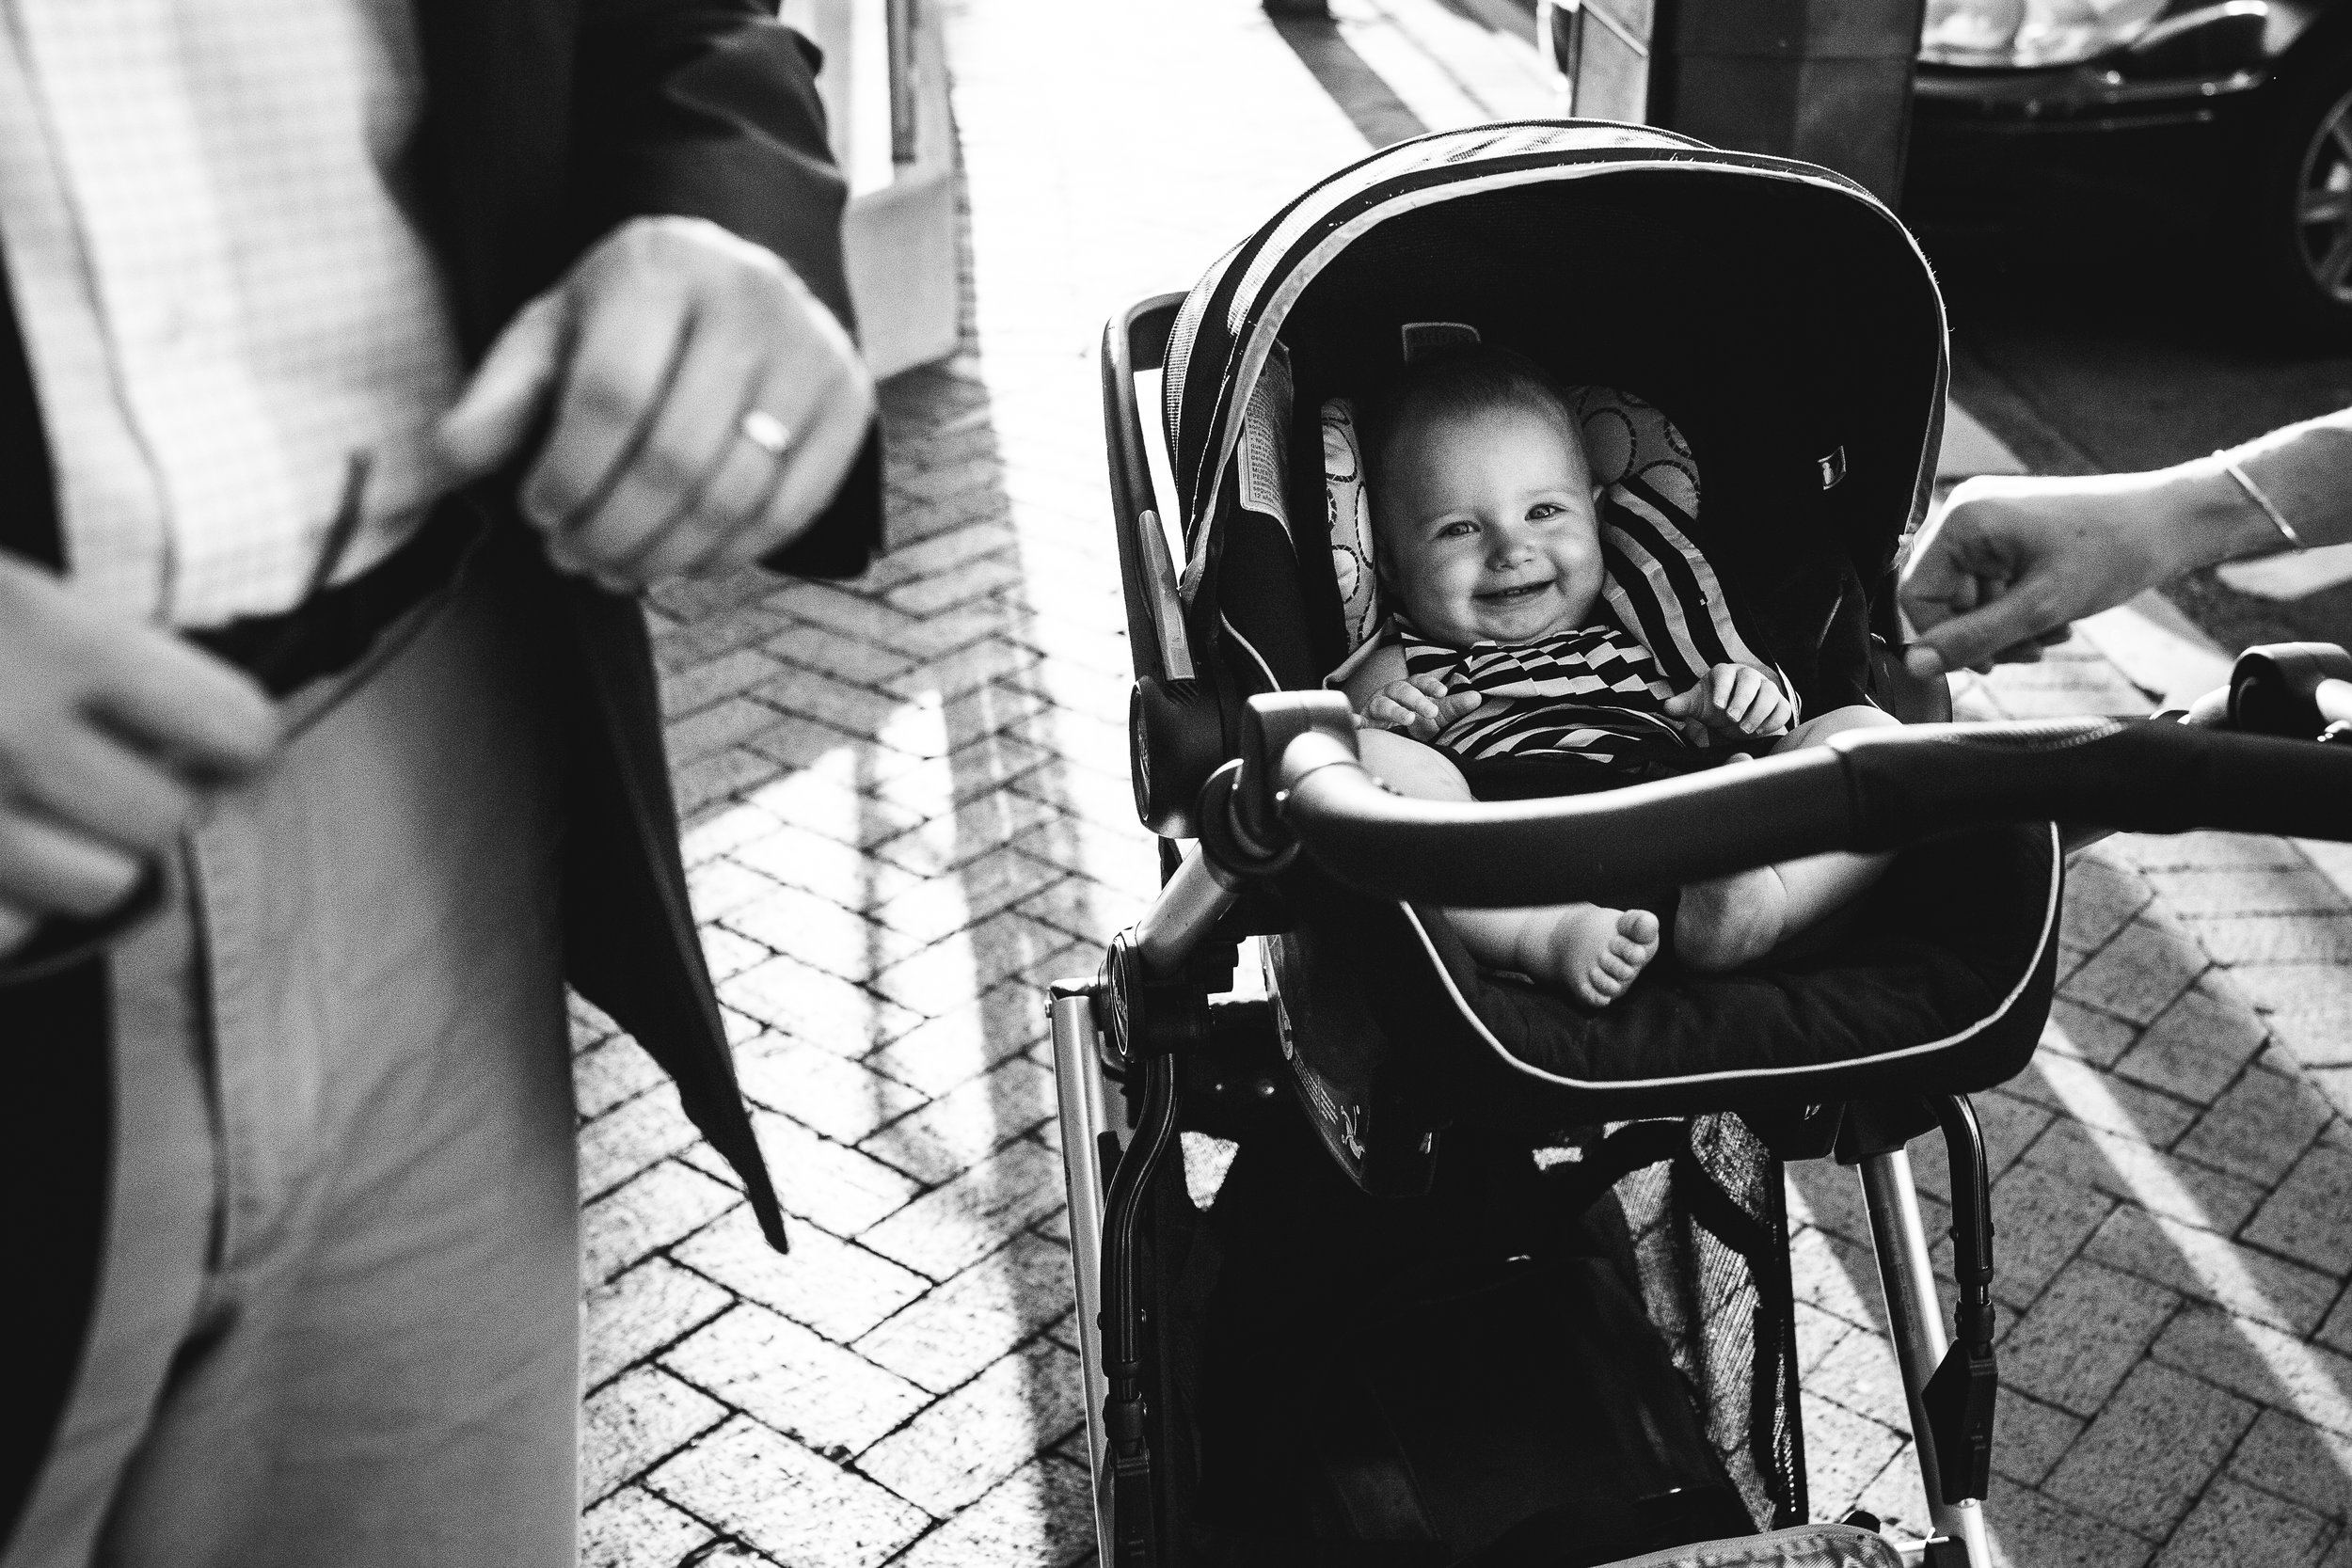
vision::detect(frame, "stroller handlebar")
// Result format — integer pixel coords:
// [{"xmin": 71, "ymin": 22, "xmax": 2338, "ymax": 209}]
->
[{"xmin": 1264, "ymin": 698, "xmax": 2352, "ymax": 908}]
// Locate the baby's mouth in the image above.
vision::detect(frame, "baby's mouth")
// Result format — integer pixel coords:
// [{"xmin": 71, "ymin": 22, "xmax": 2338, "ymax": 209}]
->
[{"xmin": 1477, "ymin": 578, "xmax": 1555, "ymax": 605}]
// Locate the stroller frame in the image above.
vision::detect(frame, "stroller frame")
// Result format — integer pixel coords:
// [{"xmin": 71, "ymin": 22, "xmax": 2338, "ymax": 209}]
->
[
  {"xmin": 1051, "ymin": 977, "xmax": 1997, "ymax": 1568},
  {"xmin": 1049, "ymin": 123, "xmax": 2352, "ymax": 1568},
  {"xmin": 1055, "ymin": 289, "xmax": 2001, "ymax": 1568}
]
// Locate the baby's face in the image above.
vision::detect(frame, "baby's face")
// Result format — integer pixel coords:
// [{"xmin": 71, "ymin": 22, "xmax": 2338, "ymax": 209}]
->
[{"xmin": 1375, "ymin": 399, "xmax": 1605, "ymax": 648}]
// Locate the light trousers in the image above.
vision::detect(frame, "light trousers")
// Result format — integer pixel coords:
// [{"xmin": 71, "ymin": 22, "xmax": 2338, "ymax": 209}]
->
[{"xmin": 7, "ymin": 546, "xmax": 580, "ymax": 1568}]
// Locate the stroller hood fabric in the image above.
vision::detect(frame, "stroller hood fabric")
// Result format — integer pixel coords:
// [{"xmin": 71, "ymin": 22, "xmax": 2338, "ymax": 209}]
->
[{"xmin": 1160, "ymin": 120, "xmax": 1949, "ymax": 629}]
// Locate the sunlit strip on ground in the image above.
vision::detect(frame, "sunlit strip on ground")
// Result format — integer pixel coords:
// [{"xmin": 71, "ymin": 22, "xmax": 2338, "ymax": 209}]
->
[{"xmin": 2040, "ymin": 1018, "xmax": 2352, "ymax": 1471}]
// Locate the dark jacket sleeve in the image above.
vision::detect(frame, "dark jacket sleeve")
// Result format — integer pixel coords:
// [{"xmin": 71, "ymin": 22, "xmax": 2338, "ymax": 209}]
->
[{"xmin": 572, "ymin": 0, "xmax": 882, "ymax": 578}]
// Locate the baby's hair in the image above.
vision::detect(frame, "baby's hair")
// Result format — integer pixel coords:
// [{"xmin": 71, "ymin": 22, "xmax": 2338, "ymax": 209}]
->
[{"xmin": 1362, "ymin": 342, "xmax": 1577, "ymax": 490}]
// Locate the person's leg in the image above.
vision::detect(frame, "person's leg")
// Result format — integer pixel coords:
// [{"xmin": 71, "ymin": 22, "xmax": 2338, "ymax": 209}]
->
[
  {"xmin": 87, "ymin": 548, "xmax": 579, "ymax": 1568},
  {"xmin": 1357, "ymin": 730, "xmax": 1659, "ymax": 1006},
  {"xmin": 1674, "ymin": 705, "xmax": 1900, "ymax": 972},
  {"xmin": 1, "ymin": 863, "xmax": 220, "ymax": 1568}
]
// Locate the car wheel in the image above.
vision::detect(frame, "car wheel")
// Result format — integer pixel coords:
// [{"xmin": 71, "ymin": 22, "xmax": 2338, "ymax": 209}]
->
[{"xmin": 2249, "ymin": 42, "xmax": 2352, "ymax": 341}]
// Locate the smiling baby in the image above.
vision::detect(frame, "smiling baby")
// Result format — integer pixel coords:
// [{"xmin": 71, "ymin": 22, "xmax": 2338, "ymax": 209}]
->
[{"xmin": 1341, "ymin": 346, "xmax": 1897, "ymax": 1007}]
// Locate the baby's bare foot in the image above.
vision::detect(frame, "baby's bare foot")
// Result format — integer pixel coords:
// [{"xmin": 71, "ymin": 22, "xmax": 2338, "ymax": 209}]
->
[
  {"xmin": 1547, "ymin": 906, "xmax": 1661, "ymax": 1008},
  {"xmin": 1675, "ymin": 866, "xmax": 1788, "ymax": 973}
]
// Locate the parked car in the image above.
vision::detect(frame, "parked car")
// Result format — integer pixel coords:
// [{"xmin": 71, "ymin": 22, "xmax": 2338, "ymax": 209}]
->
[{"xmin": 1905, "ymin": 0, "xmax": 2352, "ymax": 336}]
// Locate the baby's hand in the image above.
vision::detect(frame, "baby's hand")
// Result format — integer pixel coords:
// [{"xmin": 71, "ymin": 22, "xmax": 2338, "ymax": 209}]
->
[
  {"xmin": 1662, "ymin": 664, "xmax": 1790, "ymax": 743},
  {"xmin": 1358, "ymin": 674, "xmax": 1481, "ymax": 741}
]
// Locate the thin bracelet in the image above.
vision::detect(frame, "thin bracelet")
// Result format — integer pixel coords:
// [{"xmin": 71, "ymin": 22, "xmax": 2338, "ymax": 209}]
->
[{"xmin": 2216, "ymin": 450, "xmax": 2305, "ymax": 552}]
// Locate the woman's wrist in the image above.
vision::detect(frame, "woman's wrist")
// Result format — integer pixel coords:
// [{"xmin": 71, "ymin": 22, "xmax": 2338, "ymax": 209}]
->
[{"xmin": 2165, "ymin": 455, "xmax": 2293, "ymax": 573}]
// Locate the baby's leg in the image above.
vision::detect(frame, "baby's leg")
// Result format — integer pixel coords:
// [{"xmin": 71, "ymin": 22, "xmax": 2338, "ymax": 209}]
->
[
  {"xmin": 1357, "ymin": 730, "xmax": 1661, "ymax": 1006},
  {"xmin": 1675, "ymin": 705, "xmax": 1901, "ymax": 973}
]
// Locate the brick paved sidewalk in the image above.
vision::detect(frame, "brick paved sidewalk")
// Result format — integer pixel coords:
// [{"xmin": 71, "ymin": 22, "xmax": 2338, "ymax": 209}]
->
[{"xmin": 572, "ymin": 2, "xmax": 2352, "ymax": 1564}]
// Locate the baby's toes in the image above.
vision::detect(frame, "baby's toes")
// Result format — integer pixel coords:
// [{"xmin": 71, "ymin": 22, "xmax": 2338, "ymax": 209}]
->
[
  {"xmin": 1581, "ymin": 914, "xmax": 1660, "ymax": 1006},
  {"xmin": 1574, "ymin": 967, "xmax": 1626, "ymax": 1007},
  {"xmin": 1613, "ymin": 909, "xmax": 1661, "ymax": 962}
]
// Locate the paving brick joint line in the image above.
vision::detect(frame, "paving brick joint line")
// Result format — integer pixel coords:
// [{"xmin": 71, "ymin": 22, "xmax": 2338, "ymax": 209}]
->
[{"xmin": 574, "ymin": 4, "xmax": 2352, "ymax": 1564}]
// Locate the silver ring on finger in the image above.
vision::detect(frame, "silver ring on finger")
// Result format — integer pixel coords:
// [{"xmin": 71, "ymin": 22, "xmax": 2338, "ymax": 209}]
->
[
  {"xmin": 685, "ymin": 418, "xmax": 801, "ymax": 576},
  {"xmin": 738, "ymin": 408, "xmax": 792, "ymax": 457}
]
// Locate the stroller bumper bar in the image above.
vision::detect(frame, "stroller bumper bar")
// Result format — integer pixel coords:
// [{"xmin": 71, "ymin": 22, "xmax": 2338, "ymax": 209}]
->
[{"xmin": 1218, "ymin": 692, "xmax": 2352, "ymax": 910}]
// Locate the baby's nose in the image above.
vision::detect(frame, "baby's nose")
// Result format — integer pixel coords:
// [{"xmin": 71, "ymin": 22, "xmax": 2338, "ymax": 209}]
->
[{"xmin": 1489, "ymin": 525, "xmax": 1536, "ymax": 560}]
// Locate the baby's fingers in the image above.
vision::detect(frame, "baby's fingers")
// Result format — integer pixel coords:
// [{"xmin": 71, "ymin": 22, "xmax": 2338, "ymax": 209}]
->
[
  {"xmin": 1720, "ymin": 669, "xmax": 1773, "ymax": 730},
  {"xmin": 1380, "ymin": 680, "xmax": 1445, "ymax": 725},
  {"xmin": 1384, "ymin": 680, "xmax": 1438, "ymax": 717},
  {"xmin": 1365, "ymin": 694, "xmax": 1441, "ymax": 739},
  {"xmin": 1708, "ymin": 664, "xmax": 1744, "ymax": 720},
  {"xmin": 1434, "ymin": 689, "xmax": 1483, "ymax": 727},
  {"xmin": 1741, "ymin": 687, "xmax": 1793, "ymax": 736}
]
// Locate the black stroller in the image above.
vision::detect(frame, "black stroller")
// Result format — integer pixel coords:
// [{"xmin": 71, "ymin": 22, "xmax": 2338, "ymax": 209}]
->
[{"xmin": 1048, "ymin": 121, "xmax": 2352, "ymax": 1568}]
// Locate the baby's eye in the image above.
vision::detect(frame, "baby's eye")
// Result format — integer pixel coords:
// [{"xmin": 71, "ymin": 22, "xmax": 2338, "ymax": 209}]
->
[
  {"xmin": 1437, "ymin": 518, "xmax": 1477, "ymax": 539},
  {"xmin": 1526, "ymin": 502, "xmax": 1564, "ymax": 521}
]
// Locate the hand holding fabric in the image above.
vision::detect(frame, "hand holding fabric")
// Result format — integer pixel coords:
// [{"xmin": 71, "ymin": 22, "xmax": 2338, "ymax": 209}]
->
[
  {"xmin": 0, "ymin": 553, "xmax": 280, "ymax": 957},
  {"xmin": 433, "ymin": 215, "xmax": 876, "ymax": 590}
]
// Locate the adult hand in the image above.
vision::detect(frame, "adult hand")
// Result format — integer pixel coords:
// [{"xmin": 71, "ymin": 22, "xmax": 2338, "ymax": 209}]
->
[
  {"xmin": 0, "ymin": 553, "xmax": 280, "ymax": 958},
  {"xmin": 1898, "ymin": 468, "xmax": 2237, "ymax": 677},
  {"xmin": 433, "ymin": 215, "xmax": 876, "ymax": 590},
  {"xmin": 1358, "ymin": 674, "xmax": 1481, "ymax": 741}
]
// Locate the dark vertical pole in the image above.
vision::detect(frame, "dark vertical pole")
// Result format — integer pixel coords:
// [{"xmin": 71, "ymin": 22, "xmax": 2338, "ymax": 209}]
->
[{"xmin": 1555, "ymin": 0, "xmax": 1929, "ymax": 207}]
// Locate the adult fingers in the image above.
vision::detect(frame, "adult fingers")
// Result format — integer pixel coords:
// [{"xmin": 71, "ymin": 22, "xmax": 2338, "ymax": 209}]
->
[
  {"xmin": 631, "ymin": 382, "xmax": 790, "ymax": 583},
  {"xmin": 0, "ymin": 810, "xmax": 145, "ymax": 920},
  {"xmin": 1905, "ymin": 573, "xmax": 2074, "ymax": 677},
  {"xmin": 656, "ymin": 356, "xmax": 841, "ymax": 581},
  {"xmin": 432, "ymin": 292, "xmax": 569, "ymax": 491},
  {"xmin": 1898, "ymin": 497, "xmax": 2005, "ymax": 635},
  {"xmin": 689, "ymin": 345, "xmax": 875, "ymax": 576},
  {"xmin": 521, "ymin": 280, "xmax": 694, "ymax": 542},
  {"xmin": 83, "ymin": 630, "xmax": 278, "ymax": 782},
  {"xmin": 7, "ymin": 726, "xmax": 199, "ymax": 858},
  {"xmin": 562, "ymin": 310, "xmax": 768, "ymax": 578}
]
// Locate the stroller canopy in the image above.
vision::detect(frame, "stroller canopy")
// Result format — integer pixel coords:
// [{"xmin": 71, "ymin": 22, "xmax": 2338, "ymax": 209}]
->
[{"xmin": 1158, "ymin": 120, "xmax": 1949, "ymax": 660}]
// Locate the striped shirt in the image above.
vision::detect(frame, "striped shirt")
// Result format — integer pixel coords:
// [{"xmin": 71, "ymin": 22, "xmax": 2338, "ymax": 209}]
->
[{"xmin": 1401, "ymin": 615, "xmax": 1692, "ymax": 768}]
